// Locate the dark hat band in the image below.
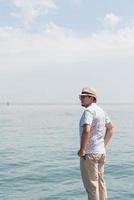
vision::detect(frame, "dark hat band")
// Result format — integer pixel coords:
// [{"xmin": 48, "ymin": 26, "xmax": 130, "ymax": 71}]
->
[{"xmin": 81, "ymin": 92, "xmax": 93, "ymax": 95}]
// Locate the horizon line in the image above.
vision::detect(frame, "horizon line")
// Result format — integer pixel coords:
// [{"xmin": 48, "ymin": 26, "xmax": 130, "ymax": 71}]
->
[{"xmin": 0, "ymin": 102, "xmax": 134, "ymax": 106}]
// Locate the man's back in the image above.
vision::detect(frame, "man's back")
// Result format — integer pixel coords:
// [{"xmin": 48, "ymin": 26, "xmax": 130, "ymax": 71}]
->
[{"xmin": 80, "ymin": 103, "xmax": 111, "ymax": 154}]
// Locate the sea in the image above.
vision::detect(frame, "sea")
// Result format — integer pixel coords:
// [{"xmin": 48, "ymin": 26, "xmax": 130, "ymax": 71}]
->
[{"xmin": 0, "ymin": 103, "xmax": 134, "ymax": 200}]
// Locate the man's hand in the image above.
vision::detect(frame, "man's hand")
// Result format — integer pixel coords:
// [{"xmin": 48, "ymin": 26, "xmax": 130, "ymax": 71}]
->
[{"xmin": 77, "ymin": 148, "xmax": 86, "ymax": 157}]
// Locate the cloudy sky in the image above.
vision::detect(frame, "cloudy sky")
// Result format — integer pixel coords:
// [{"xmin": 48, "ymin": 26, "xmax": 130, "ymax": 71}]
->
[{"xmin": 0, "ymin": 0, "xmax": 134, "ymax": 104}]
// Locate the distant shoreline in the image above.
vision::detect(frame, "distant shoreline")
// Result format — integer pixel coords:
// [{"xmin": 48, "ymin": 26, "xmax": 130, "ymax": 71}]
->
[{"xmin": 0, "ymin": 102, "xmax": 134, "ymax": 106}]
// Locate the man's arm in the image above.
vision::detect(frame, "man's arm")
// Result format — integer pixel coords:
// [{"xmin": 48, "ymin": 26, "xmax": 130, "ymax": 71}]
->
[
  {"xmin": 78, "ymin": 124, "xmax": 91, "ymax": 157},
  {"xmin": 104, "ymin": 122, "xmax": 114, "ymax": 146}
]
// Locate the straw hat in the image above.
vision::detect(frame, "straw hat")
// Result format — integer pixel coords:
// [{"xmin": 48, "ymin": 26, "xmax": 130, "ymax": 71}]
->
[{"xmin": 79, "ymin": 86, "xmax": 97, "ymax": 98}]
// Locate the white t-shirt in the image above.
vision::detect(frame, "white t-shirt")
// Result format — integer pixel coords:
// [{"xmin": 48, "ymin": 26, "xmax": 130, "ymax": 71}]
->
[{"xmin": 79, "ymin": 103, "xmax": 111, "ymax": 154}]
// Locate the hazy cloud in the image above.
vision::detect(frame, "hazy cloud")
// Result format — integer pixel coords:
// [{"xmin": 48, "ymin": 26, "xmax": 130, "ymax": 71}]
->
[
  {"xmin": 11, "ymin": 0, "xmax": 57, "ymax": 8},
  {"xmin": 103, "ymin": 13, "xmax": 121, "ymax": 29},
  {"xmin": 10, "ymin": 0, "xmax": 57, "ymax": 27},
  {"xmin": 0, "ymin": 21, "xmax": 134, "ymax": 73}
]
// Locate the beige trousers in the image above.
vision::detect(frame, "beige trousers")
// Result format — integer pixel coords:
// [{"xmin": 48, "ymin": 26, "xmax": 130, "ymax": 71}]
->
[{"xmin": 80, "ymin": 154, "xmax": 107, "ymax": 200}]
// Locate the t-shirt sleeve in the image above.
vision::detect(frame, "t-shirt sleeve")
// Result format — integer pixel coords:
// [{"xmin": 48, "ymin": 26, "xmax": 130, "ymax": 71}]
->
[
  {"xmin": 81, "ymin": 110, "xmax": 93, "ymax": 126},
  {"xmin": 105, "ymin": 113, "xmax": 111, "ymax": 124}
]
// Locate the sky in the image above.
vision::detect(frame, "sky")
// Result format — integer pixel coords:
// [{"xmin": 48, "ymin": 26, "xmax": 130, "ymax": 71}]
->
[{"xmin": 0, "ymin": 0, "xmax": 134, "ymax": 104}]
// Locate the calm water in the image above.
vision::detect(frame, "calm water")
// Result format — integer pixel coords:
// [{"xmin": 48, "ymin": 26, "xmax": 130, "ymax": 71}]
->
[{"xmin": 0, "ymin": 103, "xmax": 134, "ymax": 200}]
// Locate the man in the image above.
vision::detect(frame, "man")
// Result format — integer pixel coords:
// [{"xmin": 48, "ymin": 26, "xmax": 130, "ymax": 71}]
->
[{"xmin": 78, "ymin": 86, "xmax": 113, "ymax": 200}]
